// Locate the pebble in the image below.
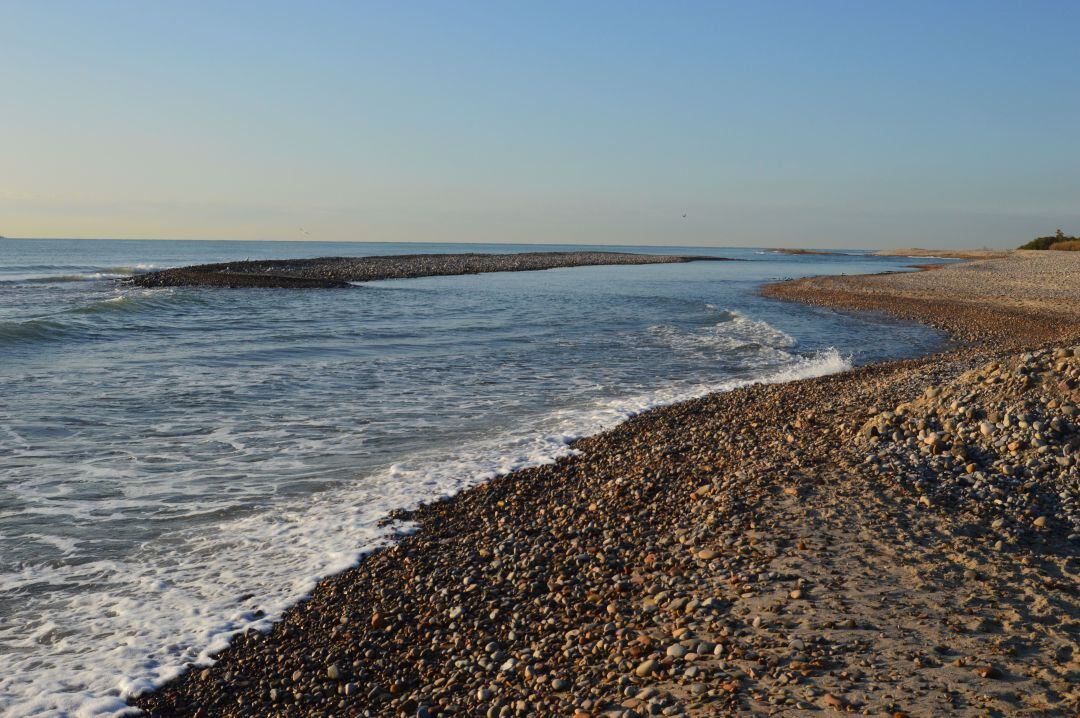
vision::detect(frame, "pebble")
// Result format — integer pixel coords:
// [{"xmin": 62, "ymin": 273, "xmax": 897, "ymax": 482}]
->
[{"xmin": 635, "ymin": 659, "xmax": 658, "ymax": 677}]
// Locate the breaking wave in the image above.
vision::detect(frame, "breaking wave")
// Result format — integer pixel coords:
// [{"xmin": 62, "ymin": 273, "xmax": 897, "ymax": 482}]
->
[
  {"xmin": 648, "ymin": 311, "xmax": 797, "ymax": 358},
  {"xmin": 0, "ymin": 264, "xmax": 158, "ymax": 285},
  {"xmin": 0, "ymin": 291, "xmax": 184, "ymax": 347}
]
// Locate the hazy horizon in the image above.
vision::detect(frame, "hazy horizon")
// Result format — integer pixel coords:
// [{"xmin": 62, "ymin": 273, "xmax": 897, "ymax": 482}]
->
[
  {"xmin": 4, "ymin": 1, "xmax": 1078, "ymax": 249},
  {"xmin": 0, "ymin": 235, "xmax": 1010, "ymax": 251}
]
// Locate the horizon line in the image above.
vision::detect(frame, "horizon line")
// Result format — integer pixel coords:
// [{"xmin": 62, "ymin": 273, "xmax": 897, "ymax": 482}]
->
[{"xmin": 1, "ymin": 236, "xmax": 984, "ymax": 252}]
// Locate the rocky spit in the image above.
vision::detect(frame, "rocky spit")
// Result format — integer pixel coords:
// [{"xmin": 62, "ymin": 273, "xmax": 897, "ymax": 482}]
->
[
  {"xmin": 130, "ymin": 252, "xmax": 722, "ymax": 289},
  {"xmin": 133, "ymin": 254, "xmax": 1079, "ymax": 717}
]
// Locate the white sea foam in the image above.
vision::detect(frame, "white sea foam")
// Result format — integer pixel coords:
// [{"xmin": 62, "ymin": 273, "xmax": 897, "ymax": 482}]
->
[
  {"xmin": 0, "ymin": 264, "xmax": 158, "ymax": 284},
  {"xmin": 648, "ymin": 311, "xmax": 796, "ymax": 359}
]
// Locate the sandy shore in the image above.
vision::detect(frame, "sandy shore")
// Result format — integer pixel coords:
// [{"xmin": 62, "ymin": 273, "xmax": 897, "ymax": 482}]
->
[
  {"xmin": 133, "ymin": 252, "xmax": 1079, "ymax": 717},
  {"xmin": 764, "ymin": 250, "xmax": 1080, "ymax": 347},
  {"xmin": 130, "ymin": 252, "xmax": 724, "ymax": 289}
]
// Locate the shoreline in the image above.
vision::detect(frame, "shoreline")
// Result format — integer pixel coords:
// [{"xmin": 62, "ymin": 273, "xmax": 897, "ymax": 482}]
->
[
  {"xmin": 133, "ymin": 253, "xmax": 1079, "ymax": 717},
  {"xmin": 129, "ymin": 252, "xmax": 730, "ymax": 289},
  {"xmin": 762, "ymin": 250, "xmax": 1078, "ymax": 347},
  {"xmin": 871, "ymin": 248, "xmax": 1011, "ymax": 260}
]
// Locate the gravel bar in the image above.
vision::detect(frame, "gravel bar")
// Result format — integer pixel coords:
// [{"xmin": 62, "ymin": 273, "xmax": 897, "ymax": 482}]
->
[{"xmin": 130, "ymin": 252, "xmax": 727, "ymax": 289}]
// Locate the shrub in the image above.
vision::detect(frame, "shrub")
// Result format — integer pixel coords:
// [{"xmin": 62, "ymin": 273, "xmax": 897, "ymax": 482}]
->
[
  {"xmin": 1049, "ymin": 240, "xmax": 1080, "ymax": 251},
  {"xmin": 1019, "ymin": 229, "xmax": 1078, "ymax": 249}
]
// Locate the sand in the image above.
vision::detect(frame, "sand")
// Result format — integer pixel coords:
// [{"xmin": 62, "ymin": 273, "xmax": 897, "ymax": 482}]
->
[
  {"xmin": 872, "ymin": 249, "xmax": 1012, "ymax": 260},
  {"xmin": 765, "ymin": 250, "xmax": 1080, "ymax": 346},
  {"xmin": 132, "ymin": 252, "xmax": 1079, "ymax": 718}
]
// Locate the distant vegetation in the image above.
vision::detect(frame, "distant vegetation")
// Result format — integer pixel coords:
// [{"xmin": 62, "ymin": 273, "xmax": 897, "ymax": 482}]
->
[{"xmin": 1019, "ymin": 229, "xmax": 1080, "ymax": 250}]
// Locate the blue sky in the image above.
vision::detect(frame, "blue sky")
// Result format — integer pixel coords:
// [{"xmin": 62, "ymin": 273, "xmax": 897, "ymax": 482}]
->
[{"xmin": 2, "ymin": 1, "xmax": 1077, "ymax": 247}]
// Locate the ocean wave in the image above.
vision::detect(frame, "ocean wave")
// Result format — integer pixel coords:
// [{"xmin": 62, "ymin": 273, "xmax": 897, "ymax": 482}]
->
[
  {"xmin": 0, "ymin": 274, "xmax": 118, "ymax": 285},
  {"xmin": 0, "ymin": 264, "xmax": 158, "ymax": 284},
  {"xmin": 66, "ymin": 290, "xmax": 181, "ymax": 316},
  {"xmin": 649, "ymin": 311, "xmax": 796, "ymax": 356},
  {"xmin": 0, "ymin": 318, "xmax": 75, "ymax": 346},
  {"xmin": 0, "ymin": 291, "xmax": 185, "ymax": 347},
  {"xmin": 105, "ymin": 264, "xmax": 158, "ymax": 273}
]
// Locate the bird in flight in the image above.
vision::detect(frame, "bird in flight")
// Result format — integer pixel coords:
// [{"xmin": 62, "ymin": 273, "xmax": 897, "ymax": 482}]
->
[{"xmin": 681, "ymin": 213, "xmax": 687, "ymax": 219}]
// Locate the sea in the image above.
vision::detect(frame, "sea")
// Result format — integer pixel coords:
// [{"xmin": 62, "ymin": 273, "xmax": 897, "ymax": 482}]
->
[{"xmin": 0, "ymin": 239, "xmax": 948, "ymax": 716}]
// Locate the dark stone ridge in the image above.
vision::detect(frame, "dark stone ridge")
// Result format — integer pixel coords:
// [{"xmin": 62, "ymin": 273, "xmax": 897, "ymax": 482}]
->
[{"xmin": 130, "ymin": 252, "xmax": 730, "ymax": 289}]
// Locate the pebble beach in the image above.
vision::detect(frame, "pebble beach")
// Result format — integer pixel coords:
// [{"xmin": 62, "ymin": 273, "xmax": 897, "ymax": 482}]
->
[{"xmin": 132, "ymin": 251, "xmax": 1080, "ymax": 718}]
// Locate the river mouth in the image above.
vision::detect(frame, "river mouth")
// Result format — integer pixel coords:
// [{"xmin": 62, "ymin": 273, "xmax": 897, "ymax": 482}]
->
[{"xmin": 0, "ymin": 239, "xmax": 949, "ymax": 717}]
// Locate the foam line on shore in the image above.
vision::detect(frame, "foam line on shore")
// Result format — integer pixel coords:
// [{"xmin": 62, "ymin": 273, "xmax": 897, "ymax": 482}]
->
[{"xmin": 0, "ymin": 342, "xmax": 851, "ymax": 717}]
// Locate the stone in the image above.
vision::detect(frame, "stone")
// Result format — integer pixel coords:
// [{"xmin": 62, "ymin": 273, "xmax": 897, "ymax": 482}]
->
[
  {"xmin": 823, "ymin": 693, "xmax": 846, "ymax": 709},
  {"xmin": 972, "ymin": 665, "xmax": 1002, "ymax": 679},
  {"xmin": 635, "ymin": 659, "xmax": 658, "ymax": 677}
]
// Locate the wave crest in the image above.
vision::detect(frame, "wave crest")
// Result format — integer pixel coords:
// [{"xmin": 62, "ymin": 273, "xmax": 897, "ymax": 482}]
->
[
  {"xmin": 649, "ymin": 311, "xmax": 796, "ymax": 356},
  {"xmin": 0, "ymin": 264, "xmax": 158, "ymax": 284}
]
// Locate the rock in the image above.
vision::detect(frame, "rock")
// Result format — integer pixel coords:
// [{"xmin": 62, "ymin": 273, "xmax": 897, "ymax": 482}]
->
[
  {"xmin": 635, "ymin": 659, "xmax": 658, "ymax": 677},
  {"xmin": 823, "ymin": 693, "xmax": 847, "ymax": 710}
]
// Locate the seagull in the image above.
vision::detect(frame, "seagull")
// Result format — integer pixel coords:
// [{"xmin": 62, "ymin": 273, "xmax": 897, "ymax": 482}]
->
[{"xmin": 299, "ymin": 227, "xmax": 310, "ymax": 237}]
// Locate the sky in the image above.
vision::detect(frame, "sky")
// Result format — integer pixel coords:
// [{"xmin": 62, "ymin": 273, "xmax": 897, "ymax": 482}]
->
[{"xmin": 2, "ymin": 1, "xmax": 1078, "ymax": 248}]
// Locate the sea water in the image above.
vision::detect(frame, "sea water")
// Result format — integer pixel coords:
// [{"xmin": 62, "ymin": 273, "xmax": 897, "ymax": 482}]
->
[{"xmin": 0, "ymin": 239, "xmax": 947, "ymax": 716}]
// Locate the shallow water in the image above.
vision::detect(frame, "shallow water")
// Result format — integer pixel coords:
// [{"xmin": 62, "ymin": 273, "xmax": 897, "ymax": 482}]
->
[{"xmin": 0, "ymin": 239, "xmax": 947, "ymax": 716}]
